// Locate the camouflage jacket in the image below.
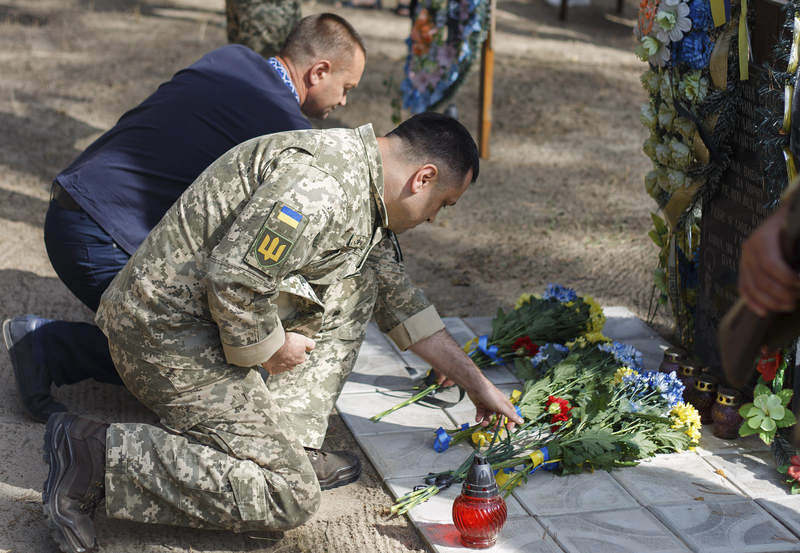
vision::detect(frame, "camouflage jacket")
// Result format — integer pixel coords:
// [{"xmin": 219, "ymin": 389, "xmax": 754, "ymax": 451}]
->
[{"xmin": 96, "ymin": 125, "xmax": 443, "ymax": 368}]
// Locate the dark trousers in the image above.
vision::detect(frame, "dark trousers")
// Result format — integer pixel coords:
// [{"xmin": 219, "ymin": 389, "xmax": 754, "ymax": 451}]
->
[{"xmin": 39, "ymin": 200, "xmax": 127, "ymax": 386}]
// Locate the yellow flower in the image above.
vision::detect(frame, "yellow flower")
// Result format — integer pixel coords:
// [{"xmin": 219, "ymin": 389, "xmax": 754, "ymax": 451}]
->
[
  {"xmin": 463, "ymin": 337, "xmax": 479, "ymax": 354},
  {"xmin": 669, "ymin": 402, "xmax": 701, "ymax": 447},
  {"xmin": 613, "ymin": 367, "xmax": 635, "ymax": 385},
  {"xmin": 515, "ymin": 293, "xmax": 533, "ymax": 309},
  {"xmin": 584, "ymin": 331, "xmax": 609, "ymax": 344},
  {"xmin": 583, "ymin": 296, "xmax": 606, "ymax": 333},
  {"xmin": 472, "ymin": 431, "xmax": 489, "ymax": 447},
  {"xmin": 510, "ymin": 389, "xmax": 522, "ymax": 405},
  {"xmin": 566, "ymin": 336, "xmax": 588, "ymax": 349}
]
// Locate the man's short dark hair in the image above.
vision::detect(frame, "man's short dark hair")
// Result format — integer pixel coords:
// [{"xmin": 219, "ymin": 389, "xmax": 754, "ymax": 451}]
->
[
  {"xmin": 388, "ymin": 112, "xmax": 480, "ymax": 185},
  {"xmin": 280, "ymin": 13, "xmax": 366, "ymax": 68}
]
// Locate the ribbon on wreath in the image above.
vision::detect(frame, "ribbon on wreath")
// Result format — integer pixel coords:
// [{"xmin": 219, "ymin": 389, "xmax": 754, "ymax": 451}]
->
[
  {"xmin": 709, "ymin": 0, "xmax": 730, "ymax": 28},
  {"xmin": 529, "ymin": 446, "xmax": 560, "ymax": 473},
  {"xmin": 478, "ymin": 335, "xmax": 504, "ymax": 365},
  {"xmin": 738, "ymin": 0, "xmax": 750, "ymax": 81}
]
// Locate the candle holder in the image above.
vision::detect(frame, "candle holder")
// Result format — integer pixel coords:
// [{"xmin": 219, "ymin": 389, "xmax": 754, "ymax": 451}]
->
[
  {"xmin": 685, "ymin": 373, "xmax": 717, "ymax": 424},
  {"xmin": 659, "ymin": 347, "xmax": 684, "ymax": 374},
  {"xmin": 452, "ymin": 454, "xmax": 507, "ymax": 549},
  {"xmin": 677, "ymin": 363, "xmax": 700, "ymax": 401},
  {"xmin": 712, "ymin": 388, "xmax": 744, "ymax": 439}
]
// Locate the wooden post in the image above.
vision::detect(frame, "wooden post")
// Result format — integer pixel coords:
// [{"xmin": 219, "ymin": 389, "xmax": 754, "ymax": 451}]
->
[{"xmin": 478, "ymin": 0, "xmax": 496, "ymax": 159}]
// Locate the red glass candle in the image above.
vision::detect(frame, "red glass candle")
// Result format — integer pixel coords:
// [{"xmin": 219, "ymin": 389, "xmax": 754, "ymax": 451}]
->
[{"xmin": 452, "ymin": 454, "xmax": 507, "ymax": 549}]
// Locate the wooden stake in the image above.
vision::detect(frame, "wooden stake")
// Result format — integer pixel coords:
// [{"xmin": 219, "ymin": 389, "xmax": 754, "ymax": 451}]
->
[{"xmin": 478, "ymin": 0, "xmax": 496, "ymax": 159}]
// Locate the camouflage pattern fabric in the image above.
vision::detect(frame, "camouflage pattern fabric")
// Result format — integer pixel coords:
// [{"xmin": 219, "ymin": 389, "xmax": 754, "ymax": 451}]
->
[
  {"xmin": 95, "ymin": 125, "xmax": 442, "ymax": 530},
  {"xmin": 226, "ymin": 0, "xmax": 301, "ymax": 58}
]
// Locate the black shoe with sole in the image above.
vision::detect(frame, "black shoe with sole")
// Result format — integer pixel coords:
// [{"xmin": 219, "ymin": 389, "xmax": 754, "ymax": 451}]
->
[
  {"xmin": 305, "ymin": 448, "xmax": 362, "ymax": 490},
  {"xmin": 3, "ymin": 315, "xmax": 66, "ymax": 422},
  {"xmin": 43, "ymin": 413, "xmax": 108, "ymax": 553}
]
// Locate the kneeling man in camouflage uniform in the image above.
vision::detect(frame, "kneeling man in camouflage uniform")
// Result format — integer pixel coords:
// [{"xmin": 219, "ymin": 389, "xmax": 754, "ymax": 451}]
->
[{"xmin": 41, "ymin": 113, "xmax": 522, "ymax": 553}]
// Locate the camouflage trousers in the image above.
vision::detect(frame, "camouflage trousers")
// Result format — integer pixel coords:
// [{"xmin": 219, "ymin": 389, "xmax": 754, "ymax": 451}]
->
[
  {"xmin": 104, "ymin": 272, "xmax": 377, "ymax": 531},
  {"xmin": 225, "ymin": 0, "xmax": 301, "ymax": 58}
]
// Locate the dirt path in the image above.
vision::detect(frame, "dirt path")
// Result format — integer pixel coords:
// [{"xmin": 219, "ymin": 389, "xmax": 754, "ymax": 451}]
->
[{"xmin": 0, "ymin": 0, "xmax": 653, "ymax": 551}]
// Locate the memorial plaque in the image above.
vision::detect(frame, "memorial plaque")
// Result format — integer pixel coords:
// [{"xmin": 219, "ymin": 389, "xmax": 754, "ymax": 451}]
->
[{"xmin": 694, "ymin": 0, "xmax": 786, "ymax": 369}]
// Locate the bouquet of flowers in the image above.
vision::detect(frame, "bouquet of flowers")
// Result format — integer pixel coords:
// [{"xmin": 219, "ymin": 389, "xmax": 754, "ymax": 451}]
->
[
  {"xmin": 391, "ymin": 339, "xmax": 700, "ymax": 513},
  {"xmin": 371, "ymin": 284, "xmax": 605, "ymax": 422}
]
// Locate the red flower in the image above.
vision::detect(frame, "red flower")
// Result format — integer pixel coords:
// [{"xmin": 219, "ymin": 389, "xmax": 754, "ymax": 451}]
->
[
  {"xmin": 512, "ymin": 336, "xmax": 539, "ymax": 357},
  {"xmin": 788, "ymin": 456, "xmax": 800, "ymax": 482},
  {"xmin": 756, "ymin": 349, "xmax": 782, "ymax": 382},
  {"xmin": 546, "ymin": 396, "xmax": 572, "ymax": 431}
]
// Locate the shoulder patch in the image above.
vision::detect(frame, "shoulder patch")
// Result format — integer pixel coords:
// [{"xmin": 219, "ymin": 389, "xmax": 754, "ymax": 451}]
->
[{"xmin": 245, "ymin": 202, "xmax": 308, "ymax": 273}]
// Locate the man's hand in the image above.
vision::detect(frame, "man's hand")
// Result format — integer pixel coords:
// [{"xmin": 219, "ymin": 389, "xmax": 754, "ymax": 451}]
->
[
  {"xmin": 261, "ymin": 332, "xmax": 315, "ymax": 375},
  {"xmin": 409, "ymin": 329, "xmax": 523, "ymax": 428},
  {"xmin": 466, "ymin": 377, "xmax": 522, "ymax": 429},
  {"xmin": 739, "ymin": 204, "xmax": 800, "ymax": 317}
]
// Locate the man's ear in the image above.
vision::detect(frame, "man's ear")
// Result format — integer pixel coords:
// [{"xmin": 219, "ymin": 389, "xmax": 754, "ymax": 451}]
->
[
  {"xmin": 410, "ymin": 164, "xmax": 438, "ymax": 194},
  {"xmin": 308, "ymin": 60, "xmax": 332, "ymax": 85}
]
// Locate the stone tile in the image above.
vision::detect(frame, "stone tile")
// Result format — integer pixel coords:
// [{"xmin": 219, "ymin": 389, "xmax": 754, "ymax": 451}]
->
[
  {"xmin": 651, "ymin": 499, "xmax": 800, "ymax": 552},
  {"xmin": 540, "ymin": 508, "xmax": 690, "ymax": 553},
  {"xmin": 703, "ymin": 451, "xmax": 795, "ymax": 499},
  {"xmin": 693, "ymin": 425, "xmax": 770, "ymax": 456},
  {"xmin": 357, "ymin": 430, "xmax": 476, "ymax": 480},
  {"xmin": 443, "ymin": 383, "xmax": 521, "ymax": 427},
  {"xmin": 610, "ymin": 453, "xmax": 744, "ymax": 506},
  {"xmin": 336, "ymin": 392, "xmax": 454, "ymax": 437},
  {"xmin": 757, "ymin": 496, "xmax": 800, "ymax": 537},
  {"xmin": 462, "ymin": 316, "xmax": 493, "ymax": 337},
  {"xmin": 602, "ymin": 306, "xmax": 661, "ymax": 341},
  {"xmin": 385, "ymin": 477, "xmax": 528, "ymax": 522},
  {"xmin": 418, "ymin": 517, "xmax": 566, "ymax": 553},
  {"xmin": 513, "ymin": 470, "xmax": 638, "ymax": 516}
]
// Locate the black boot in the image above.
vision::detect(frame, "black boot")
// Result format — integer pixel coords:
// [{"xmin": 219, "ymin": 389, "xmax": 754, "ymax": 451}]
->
[
  {"xmin": 3, "ymin": 315, "xmax": 67, "ymax": 422},
  {"xmin": 305, "ymin": 448, "xmax": 361, "ymax": 490},
  {"xmin": 43, "ymin": 413, "xmax": 108, "ymax": 553}
]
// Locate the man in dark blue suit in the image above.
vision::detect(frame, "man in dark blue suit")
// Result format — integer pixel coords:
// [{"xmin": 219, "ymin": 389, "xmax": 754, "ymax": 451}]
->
[{"xmin": 3, "ymin": 13, "xmax": 365, "ymax": 423}]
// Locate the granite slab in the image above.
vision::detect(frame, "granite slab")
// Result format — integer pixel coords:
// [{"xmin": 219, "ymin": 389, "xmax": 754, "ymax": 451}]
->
[
  {"xmin": 651, "ymin": 499, "xmax": 800, "ymax": 552},
  {"xmin": 703, "ymin": 452, "xmax": 796, "ymax": 499},
  {"xmin": 540, "ymin": 507, "xmax": 692, "ymax": 553},
  {"xmin": 610, "ymin": 453, "xmax": 744, "ymax": 506},
  {"xmin": 513, "ymin": 469, "xmax": 639, "ymax": 516},
  {"xmin": 336, "ymin": 392, "xmax": 454, "ymax": 437},
  {"xmin": 417, "ymin": 517, "xmax": 566, "ymax": 553},
  {"xmin": 356, "ymin": 430, "xmax": 476, "ymax": 480}
]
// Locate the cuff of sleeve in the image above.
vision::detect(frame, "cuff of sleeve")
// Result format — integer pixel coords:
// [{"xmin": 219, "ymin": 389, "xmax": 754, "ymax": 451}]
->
[
  {"xmin": 386, "ymin": 305, "xmax": 445, "ymax": 351},
  {"xmin": 222, "ymin": 323, "xmax": 286, "ymax": 367}
]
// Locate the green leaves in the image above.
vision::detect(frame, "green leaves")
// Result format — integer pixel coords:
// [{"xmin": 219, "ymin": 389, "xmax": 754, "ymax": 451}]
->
[{"xmin": 738, "ymin": 387, "xmax": 797, "ymax": 445}]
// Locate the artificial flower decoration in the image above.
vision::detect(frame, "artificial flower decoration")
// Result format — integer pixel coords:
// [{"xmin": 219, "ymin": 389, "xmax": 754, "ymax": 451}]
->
[
  {"xmin": 638, "ymin": 0, "xmax": 661, "ymax": 36},
  {"xmin": 641, "ymin": 104, "xmax": 658, "ymax": 130},
  {"xmin": 739, "ymin": 382, "xmax": 795, "ymax": 442},
  {"xmin": 653, "ymin": 0, "xmax": 692, "ymax": 43},
  {"xmin": 787, "ymin": 455, "xmax": 800, "ymax": 481},
  {"xmin": 756, "ymin": 349, "xmax": 782, "ymax": 382},
  {"xmin": 658, "ymin": 101, "xmax": 676, "ymax": 130},
  {"xmin": 546, "ymin": 395, "xmax": 572, "ymax": 431}
]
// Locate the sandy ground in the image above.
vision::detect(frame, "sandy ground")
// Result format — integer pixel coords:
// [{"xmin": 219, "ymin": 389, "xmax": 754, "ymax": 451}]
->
[{"xmin": 0, "ymin": 0, "xmax": 654, "ymax": 551}]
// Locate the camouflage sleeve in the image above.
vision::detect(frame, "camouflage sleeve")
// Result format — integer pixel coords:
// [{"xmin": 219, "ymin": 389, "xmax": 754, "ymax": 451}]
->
[
  {"xmin": 206, "ymin": 161, "xmax": 338, "ymax": 367},
  {"xmin": 367, "ymin": 235, "xmax": 445, "ymax": 350}
]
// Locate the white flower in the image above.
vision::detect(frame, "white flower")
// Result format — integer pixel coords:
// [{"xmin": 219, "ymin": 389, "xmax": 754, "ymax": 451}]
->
[
  {"xmin": 659, "ymin": 70, "xmax": 674, "ymax": 100},
  {"xmin": 673, "ymin": 117, "xmax": 695, "ymax": 139},
  {"xmin": 645, "ymin": 170, "xmax": 661, "ymax": 198},
  {"xmin": 669, "ymin": 138, "xmax": 692, "ymax": 169},
  {"xmin": 653, "ymin": 0, "xmax": 691, "ymax": 43},
  {"xmin": 641, "ymin": 104, "xmax": 658, "ymax": 130},
  {"xmin": 666, "ymin": 169, "xmax": 687, "ymax": 192},
  {"xmin": 658, "ymin": 102, "xmax": 676, "ymax": 130},
  {"xmin": 679, "ymin": 70, "xmax": 709, "ymax": 104},
  {"xmin": 656, "ymin": 142, "xmax": 672, "ymax": 165}
]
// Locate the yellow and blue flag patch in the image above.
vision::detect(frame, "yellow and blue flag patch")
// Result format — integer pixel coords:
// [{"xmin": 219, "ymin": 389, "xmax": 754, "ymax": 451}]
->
[
  {"xmin": 276, "ymin": 205, "xmax": 303, "ymax": 228},
  {"xmin": 244, "ymin": 202, "xmax": 307, "ymax": 273}
]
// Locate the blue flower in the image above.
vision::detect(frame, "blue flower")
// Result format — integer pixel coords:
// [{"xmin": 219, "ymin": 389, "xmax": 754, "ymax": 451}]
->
[
  {"xmin": 674, "ymin": 31, "xmax": 712, "ymax": 70},
  {"xmin": 433, "ymin": 427, "xmax": 452, "ymax": 452},
  {"xmin": 688, "ymin": 0, "xmax": 712, "ymax": 31},
  {"xmin": 542, "ymin": 283, "xmax": 578, "ymax": 303},
  {"xmin": 598, "ymin": 341, "xmax": 644, "ymax": 371},
  {"xmin": 531, "ymin": 343, "xmax": 569, "ymax": 369}
]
